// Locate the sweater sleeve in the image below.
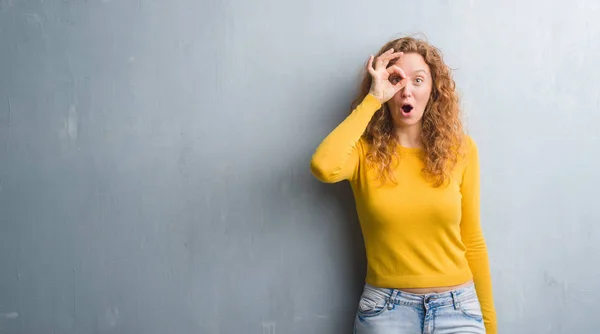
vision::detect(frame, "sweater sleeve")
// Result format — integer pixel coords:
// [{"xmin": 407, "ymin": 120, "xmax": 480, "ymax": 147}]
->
[
  {"xmin": 310, "ymin": 94, "xmax": 382, "ymax": 183},
  {"xmin": 460, "ymin": 136, "xmax": 497, "ymax": 334}
]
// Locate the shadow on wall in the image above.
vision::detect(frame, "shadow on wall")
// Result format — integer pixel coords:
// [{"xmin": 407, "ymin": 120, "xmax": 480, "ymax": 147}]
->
[
  {"xmin": 267, "ymin": 100, "xmax": 368, "ymax": 331},
  {"xmin": 310, "ymin": 178, "xmax": 367, "ymax": 286},
  {"xmin": 302, "ymin": 87, "xmax": 369, "ymax": 301},
  {"xmin": 267, "ymin": 154, "xmax": 367, "ymax": 332}
]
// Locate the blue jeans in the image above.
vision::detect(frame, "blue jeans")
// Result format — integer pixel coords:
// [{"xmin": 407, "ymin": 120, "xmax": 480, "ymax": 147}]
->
[{"xmin": 354, "ymin": 283, "xmax": 485, "ymax": 334}]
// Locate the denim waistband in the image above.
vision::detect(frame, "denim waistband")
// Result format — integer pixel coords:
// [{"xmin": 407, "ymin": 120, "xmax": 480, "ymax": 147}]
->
[{"xmin": 363, "ymin": 282, "xmax": 478, "ymax": 308}]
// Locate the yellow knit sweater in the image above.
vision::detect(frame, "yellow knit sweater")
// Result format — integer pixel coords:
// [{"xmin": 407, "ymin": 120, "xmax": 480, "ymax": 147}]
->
[{"xmin": 310, "ymin": 93, "xmax": 497, "ymax": 333}]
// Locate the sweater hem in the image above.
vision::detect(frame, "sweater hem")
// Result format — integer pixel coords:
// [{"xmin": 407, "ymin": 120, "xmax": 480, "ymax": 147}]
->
[{"xmin": 365, "ymin": 271, "xmax": 474, "ymax": 289}]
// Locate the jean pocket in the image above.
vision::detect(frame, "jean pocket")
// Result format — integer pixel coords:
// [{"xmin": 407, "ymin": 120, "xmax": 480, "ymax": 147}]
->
[
  {"xmin": 458, "ymin": 298, "xmax": 483, "ymax": 322},
  {"xmin": 357, "ymin": 289, "xmax": 389, "ymax": 318}
]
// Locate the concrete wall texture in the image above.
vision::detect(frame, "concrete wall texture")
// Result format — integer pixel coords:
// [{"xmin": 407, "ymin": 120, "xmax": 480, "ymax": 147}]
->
[{"xmin": 1, "ymin": 0, "xmax": 599, "ymax": 333}]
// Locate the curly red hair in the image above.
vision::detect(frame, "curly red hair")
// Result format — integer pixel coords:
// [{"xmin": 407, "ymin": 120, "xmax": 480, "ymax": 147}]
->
[{"xmin": 351, "ymin": 36, "xmax": 466, "ymax": 187}]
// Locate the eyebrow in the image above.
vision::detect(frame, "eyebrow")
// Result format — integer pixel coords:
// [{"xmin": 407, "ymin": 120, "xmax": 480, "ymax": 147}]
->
[{"xmin": 413, "ymin": 69, "xmax": 429, "ymax": 75}]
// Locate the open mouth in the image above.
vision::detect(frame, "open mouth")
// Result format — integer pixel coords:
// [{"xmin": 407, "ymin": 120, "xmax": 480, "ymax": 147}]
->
[{"xmin": 401, "ymin": 104, "xmax": 414, "ymax": 114}]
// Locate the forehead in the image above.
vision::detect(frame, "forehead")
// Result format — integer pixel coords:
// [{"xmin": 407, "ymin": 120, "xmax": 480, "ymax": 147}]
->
[{"xmin": 393, "ymin": 52, "xmax": 430, "ymax": 74}]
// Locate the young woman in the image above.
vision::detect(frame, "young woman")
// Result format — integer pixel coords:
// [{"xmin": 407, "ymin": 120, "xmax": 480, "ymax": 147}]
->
[{"xmin": 310, "ymin": 36, "xmax": 497, "ymax": 334}]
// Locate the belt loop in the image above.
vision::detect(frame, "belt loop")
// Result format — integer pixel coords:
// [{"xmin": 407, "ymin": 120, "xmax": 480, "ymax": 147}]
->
[
  {"xmin": 388, "ymin": 290, "xmax": 398, "ymax": 310},
  {"xmin": 451, "ymin": 291, "xmax": 459, "ymax": 310}
]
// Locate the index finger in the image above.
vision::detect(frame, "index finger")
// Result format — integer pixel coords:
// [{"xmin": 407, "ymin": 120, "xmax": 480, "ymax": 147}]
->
[
  {"xmin": 387, "ymin": 65, "xmax": 406, "ymax": 79},
  {"xmin": 376, "ymin": 51, "xmax": 404, "ymax": 69}
]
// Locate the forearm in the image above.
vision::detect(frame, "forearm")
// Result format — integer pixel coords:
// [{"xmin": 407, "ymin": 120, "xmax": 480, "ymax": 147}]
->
[{"xmin": 465, "ymin": 236, "xmax": 497, "ymax": 334}]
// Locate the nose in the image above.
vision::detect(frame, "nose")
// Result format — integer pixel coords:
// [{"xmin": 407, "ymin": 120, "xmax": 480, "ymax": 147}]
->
[{"xmin": 401, "ymin": 83, "xmax": 413, "ymax": 98}]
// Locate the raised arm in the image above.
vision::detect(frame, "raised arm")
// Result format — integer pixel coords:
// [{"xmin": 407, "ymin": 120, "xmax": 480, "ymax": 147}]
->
[
  {"xmin": 310, "ymin": 49, "xmax": 408, "ymax": 183},
  {"xmin": 310, "ymin": 94, "xmax": 381, "ymax": 183}
]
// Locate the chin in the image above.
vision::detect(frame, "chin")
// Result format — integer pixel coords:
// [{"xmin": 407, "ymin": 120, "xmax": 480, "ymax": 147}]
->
[
  {"xmin": 391, "ymin": 111, "xmax": 424, "ymax": 127},
  {"xmin": 395, "ymin": 118, "xmax": 422, "ymax": 127}
]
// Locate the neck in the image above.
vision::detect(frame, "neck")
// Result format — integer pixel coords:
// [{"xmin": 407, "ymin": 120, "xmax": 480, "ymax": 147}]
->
[{"xmin": 395, "ymin": 122, "xmax": 423, "ymax": 148}]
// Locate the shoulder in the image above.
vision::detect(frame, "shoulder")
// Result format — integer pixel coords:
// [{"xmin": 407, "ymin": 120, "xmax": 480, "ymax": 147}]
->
[
  {"xmin": 460, "ymin": 134, "xmax": 480, "ymax": 176},
  {"xmin": 456, "ymin": 134, "xmax": 479, "ymax": 173},
  {"xmin": 462, "ymin": 134, "xmax": 479, "ymax": 156}
]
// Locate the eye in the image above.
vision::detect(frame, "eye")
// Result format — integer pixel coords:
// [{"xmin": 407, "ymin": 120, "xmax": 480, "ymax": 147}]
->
[{"xmin": 415, "ymin": 77, "xmax": 424, "ymax": 84}]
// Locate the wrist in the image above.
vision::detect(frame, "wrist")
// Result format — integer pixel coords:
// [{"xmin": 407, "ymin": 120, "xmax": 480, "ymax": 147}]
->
[
  {"xmin": 365, "ymin": 92, "xmax": 384, "ymax": 108},
  {"xmin": 367, "ymin": 91, "xmax": 384, "ymax": 104}
]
